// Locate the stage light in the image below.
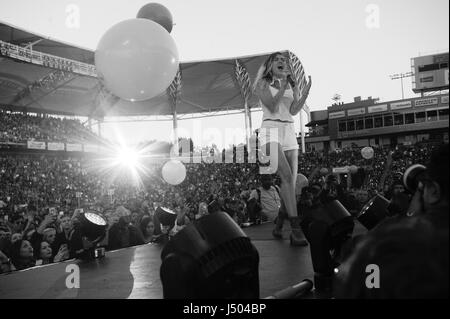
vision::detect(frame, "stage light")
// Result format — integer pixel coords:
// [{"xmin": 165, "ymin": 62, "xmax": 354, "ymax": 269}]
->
[
  {"xmin": 305, "ymin": 200, "xmax": 354, "ymax": 293},
  {"xmin": 309, "ymin": 200, "xmax": 354, "ymax": 240},
  {"xmin": 155, "ymin": 206, "xmax": 177, "ymax": 227},
  {"xmin": 356, "ymin": 194, "xmax": 390, "ymax": 230},
  {"xmin": 76, "ymin": 211, "xmax": 108, "ymax": 260},
  {"xmin": 78, "ymin": 211, "xmax": 107, "ymax": 242},
  {"xmin": 160, "ymin": 212, "xmax": 260, "ymax": 299}
]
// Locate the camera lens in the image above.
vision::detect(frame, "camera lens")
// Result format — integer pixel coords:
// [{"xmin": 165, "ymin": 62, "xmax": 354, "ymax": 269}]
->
[{"xmin": 403, "ymin": 164, "xmax": 427, "ymax": 193}]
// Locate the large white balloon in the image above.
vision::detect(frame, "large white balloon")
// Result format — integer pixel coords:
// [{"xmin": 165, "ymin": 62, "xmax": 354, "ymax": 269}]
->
[
  {"xmin": 162, "ymin": 160, "xmax": 186, "ymax": 185},
  {"xmin": 95, "ymin": 18, "xmax": 179, "ymax": 101}
]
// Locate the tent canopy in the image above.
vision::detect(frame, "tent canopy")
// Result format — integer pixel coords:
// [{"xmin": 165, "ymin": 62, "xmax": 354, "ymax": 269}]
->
[{"xmin": 0, "ymin": 21, "xmax": 283, "ymax": 118}]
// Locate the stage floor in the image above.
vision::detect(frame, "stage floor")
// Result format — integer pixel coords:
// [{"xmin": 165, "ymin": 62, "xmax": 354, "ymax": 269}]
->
[{"xmin": 0, "ymin": 221, "xmax": 366, "ymax": 299}]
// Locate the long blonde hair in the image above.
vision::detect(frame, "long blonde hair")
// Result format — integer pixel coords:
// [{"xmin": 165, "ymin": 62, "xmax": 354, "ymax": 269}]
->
[{"xmin": 252, "ymin": 51, "xmax": 284, "ymax": 92}]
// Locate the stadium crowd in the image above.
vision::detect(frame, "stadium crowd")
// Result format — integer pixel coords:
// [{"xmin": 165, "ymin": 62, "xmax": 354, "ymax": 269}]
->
[
  {"xmin": 0, "ymin": 138, "xmax": 444, "ymax": 275},
  {"xmin": 0, "ymin": 111, "xmax": 102, "ymax": 144}
]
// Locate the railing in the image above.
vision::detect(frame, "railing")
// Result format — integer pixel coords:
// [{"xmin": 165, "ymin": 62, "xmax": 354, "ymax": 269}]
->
[{"xmin": 0, "ymin": 40, "xmax": 97, "ymax": 77}]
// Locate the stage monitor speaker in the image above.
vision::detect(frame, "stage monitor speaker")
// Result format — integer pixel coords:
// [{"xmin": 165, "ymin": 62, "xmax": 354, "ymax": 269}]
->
[{"xmin": 160, "ymin": 211, "xmax": 259, "ymax": 299}]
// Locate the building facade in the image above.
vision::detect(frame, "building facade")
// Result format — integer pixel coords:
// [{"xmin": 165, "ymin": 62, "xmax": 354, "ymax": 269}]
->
[{"xmin": 303, "ymin": 94, "xmax": 449, "ymax": 152}]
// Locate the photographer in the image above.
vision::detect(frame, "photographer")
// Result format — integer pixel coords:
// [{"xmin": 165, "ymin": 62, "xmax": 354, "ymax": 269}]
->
[
  {"xmin": 336, "ymin": 144, "xmax": 448, "ymax": 298},
  {"xmin": 407, "ymin": 144, "xmax": 449, "ymax": 227}
]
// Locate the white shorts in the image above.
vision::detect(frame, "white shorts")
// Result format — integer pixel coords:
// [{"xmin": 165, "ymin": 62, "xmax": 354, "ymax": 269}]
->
[{"xmin": 258, "ymin": 120, "xmax": 299, "ymax": 152}]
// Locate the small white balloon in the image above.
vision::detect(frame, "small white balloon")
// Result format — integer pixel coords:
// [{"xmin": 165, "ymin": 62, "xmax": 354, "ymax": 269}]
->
[
  {"xmin": 162, "ymin": 160, "xmax": 186, "ymax": 185},
  {"xmin": 361, "ymin": 146, "xmax": 374, "ymax": 159}
]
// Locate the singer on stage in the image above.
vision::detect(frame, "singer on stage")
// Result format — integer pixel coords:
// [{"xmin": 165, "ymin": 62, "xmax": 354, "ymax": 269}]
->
[{"xmin": 253, "ymin": 52, "xmax": 311, "ymax": 246}]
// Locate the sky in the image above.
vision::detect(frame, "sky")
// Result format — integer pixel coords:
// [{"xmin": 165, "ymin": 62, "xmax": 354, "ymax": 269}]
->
[{"xmin": 1, "ymin": 0, "xmax": 449, "ymax": 148}]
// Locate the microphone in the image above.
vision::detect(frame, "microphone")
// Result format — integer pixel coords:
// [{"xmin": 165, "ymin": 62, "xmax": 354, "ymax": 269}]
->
[{"xmin": 287, "ymin": 74, "xmax": 296, "ymax": 87}]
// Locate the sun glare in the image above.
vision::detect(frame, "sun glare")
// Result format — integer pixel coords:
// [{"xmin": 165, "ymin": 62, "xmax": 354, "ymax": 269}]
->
[{"xmin": 116, "ymin": 147, "xmax": 139, "ymax": 168}]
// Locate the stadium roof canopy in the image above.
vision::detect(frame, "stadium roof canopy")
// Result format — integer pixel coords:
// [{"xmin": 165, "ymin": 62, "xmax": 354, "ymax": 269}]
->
[{"xmin": 0, "ymin": 21, "xmax": 284, "ymax": 118}]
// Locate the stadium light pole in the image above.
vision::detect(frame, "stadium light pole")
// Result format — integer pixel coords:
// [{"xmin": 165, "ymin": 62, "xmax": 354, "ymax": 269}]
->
[{"xmin": 390, "ymin": 72, "xmax": 414, "ymax": 99}]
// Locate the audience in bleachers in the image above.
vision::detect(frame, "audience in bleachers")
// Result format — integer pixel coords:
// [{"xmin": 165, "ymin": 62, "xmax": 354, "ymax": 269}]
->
[{"xmin": 0, "ymin": 111, "xmax": 102, "ymax": 144}]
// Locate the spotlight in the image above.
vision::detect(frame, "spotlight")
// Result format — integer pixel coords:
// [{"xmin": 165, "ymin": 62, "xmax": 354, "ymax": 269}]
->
[
  {"xmin": 77, "ymin": 211, "xmax": 108, "ymax": 260},
  {"xmin": 155, "ymin": 206, "xmax": 177, "ymax": 227},
  {"xmin": 310, "ymin": 200, "xmax": 354, "ymax": 240},
  {"xmin": 160, "ymin": 212, "xmax": 260, "ymax": 299},
  {"xmin": 78, "ymin": 211, "xmax": 108, "ymax": 241},
  {"xmin": 304, "ymin": 200, "xmax": 354, "ymax": 293},
  {"xmin": 356, "ymin": 194, "xmax": 390, "ymax": 230}
]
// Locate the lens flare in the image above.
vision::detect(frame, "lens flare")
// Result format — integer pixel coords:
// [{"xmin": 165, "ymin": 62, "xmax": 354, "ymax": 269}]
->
[{"xmin": 116, "ymin": 147, "xmax": 139, "ymax": 169}]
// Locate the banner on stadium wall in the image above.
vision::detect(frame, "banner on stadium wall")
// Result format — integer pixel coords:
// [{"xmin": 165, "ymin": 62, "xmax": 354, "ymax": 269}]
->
[
  {"xmin": 368, "ymin": 104, "xmax": 388, "ymax": 113},
  {"xmin": 347, "ymin": 108, "xmax": 366, "ymax": 116},
  {"xmin": 27, "ymin": 140, "xmax": 46, "ymax": 150},
  {"xmin": 84, "ymin": 144, "xmax": 99, "ymax": 153},
  {"xmin": 441, "ymin": 96, "xmax": 449, "ymax": 104},
  {"xmin": 329, "ymin": 111, "xmax": 345, "ymax": 119},
  {"xmin": 47, "ymin": 142, "xmax": 64, "ymax": 151},
  {"xmin": 390, "ymin": 101, "xmax": 412, "ymax": 110},
  {"xmin": 332, "ymin": 167, "xmax": 349, "ymax": 174},
  {"xmin": 66, "ymin": 143, "xmax": 83, "ymax": 152},
  {"xmin": 415, "ymin": 97, "xmax": 438, "ymax": 107}
]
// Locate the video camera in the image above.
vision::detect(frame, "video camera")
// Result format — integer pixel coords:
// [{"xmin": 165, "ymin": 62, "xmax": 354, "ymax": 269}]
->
[
  {"xmin": 357, "ymin": 163, "xmax": 428, "ymax": 230},
  {"xmin": 403, "ymin": 164, "xmax": 427, "ymax": 194}
]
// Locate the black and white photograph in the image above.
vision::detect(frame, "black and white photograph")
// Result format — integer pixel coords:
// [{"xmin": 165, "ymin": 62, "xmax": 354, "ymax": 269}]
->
[{"xmin": 0, "ymin": 0, "xmax": 448, "ymax": 305}]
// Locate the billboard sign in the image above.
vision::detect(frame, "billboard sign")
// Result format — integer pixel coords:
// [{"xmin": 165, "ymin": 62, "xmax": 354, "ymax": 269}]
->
[
  {"xmin": 27, "ymin": 140, "xmax": 46, "ymax": 150},
  {"xmin": 329, "ymin": 111, "xmax": 345, "ymax": 119},
  {"xmin": 347, "ymin": 108, "xmax": 366, "ymax": 116},
  {"xmin": 442, "ymin": 96, "xmax": 449, "ymax": 104},
  {"xmin": 368, "ymin": 104, "xmax": 388, "ymax": 113},
  {"xmin": 47, "ymin": 142, "xmax": 64, "ymax": 151},
  {"xmin": 412, "ymin": 53, "xmax": 449, "ymax": 93},
  {"xmin": 66, "ymin": 143, "xmax": 83, "ymax": 152},
  {"xmin": 390, "ymin": 101, "xmax": 412, "ymax": 110},
  {"xmin": 414, "ymin": 97, "xmax": 438, "ymax": 107}
]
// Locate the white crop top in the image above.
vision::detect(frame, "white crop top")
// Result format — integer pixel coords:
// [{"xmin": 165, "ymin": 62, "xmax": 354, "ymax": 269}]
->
[{"xmin": 260, "ymin": 85, "xmax": 295, "ymax": 123}]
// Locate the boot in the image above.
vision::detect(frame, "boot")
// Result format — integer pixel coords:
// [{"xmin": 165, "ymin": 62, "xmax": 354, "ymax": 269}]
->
[{"xmin": 289, "ymin": 216, "xmax": 308, "ymax": 246}]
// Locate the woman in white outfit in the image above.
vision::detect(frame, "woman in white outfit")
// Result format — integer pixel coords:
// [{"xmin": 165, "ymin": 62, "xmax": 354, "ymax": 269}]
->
[{"xmin": 254, "ymin": 52, "xmax": 311, "ymax": 246}]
